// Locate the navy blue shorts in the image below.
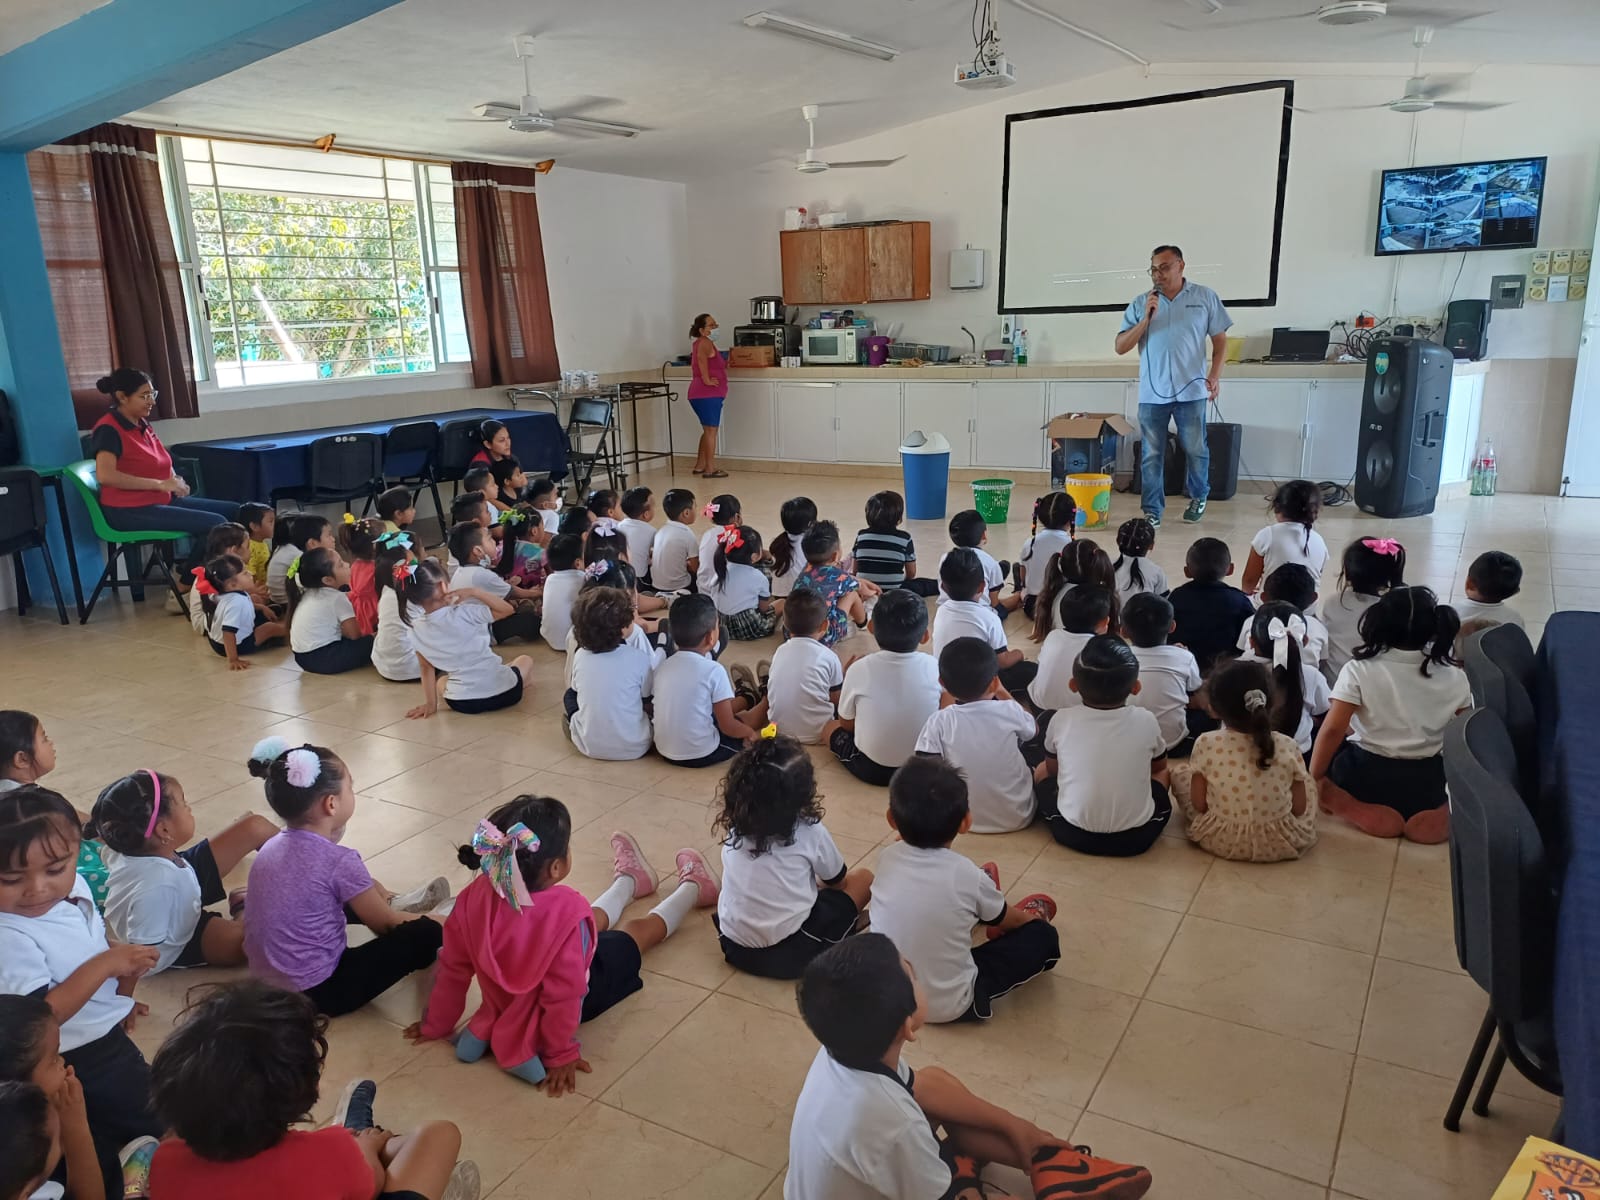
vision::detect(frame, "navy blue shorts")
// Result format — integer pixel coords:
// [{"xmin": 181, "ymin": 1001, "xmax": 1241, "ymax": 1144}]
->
[{"xmin": 689, "ymin": 396, "xmax": 725, "ymax": 427}]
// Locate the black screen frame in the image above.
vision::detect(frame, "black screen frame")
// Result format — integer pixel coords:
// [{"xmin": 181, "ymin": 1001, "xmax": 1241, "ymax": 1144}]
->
[{"xmin": 1372, "ymin": 155, "xmax": 1549, "ymax": 258}]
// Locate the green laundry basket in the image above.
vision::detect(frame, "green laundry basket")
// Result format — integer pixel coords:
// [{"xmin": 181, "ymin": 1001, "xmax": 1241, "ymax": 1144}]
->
[{"xmin": 970, "ymin": 478, "xmax": 1014, "ymax": 524}]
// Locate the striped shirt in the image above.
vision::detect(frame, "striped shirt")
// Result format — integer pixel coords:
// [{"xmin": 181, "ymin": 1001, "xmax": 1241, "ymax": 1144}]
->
[{"xmin": 851, "ymin": 528, "xmax": 916, "ymax": 586}]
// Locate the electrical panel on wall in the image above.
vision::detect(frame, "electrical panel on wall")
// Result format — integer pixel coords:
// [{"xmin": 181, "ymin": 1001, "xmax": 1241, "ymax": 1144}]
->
[{"xmin": 1530, "ymin": 248, "xmax": 1590, "ymax": 302}]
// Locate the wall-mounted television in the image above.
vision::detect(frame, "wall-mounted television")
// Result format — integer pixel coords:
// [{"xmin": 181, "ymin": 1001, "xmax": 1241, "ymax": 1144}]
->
[{"xmin": 1375, "ymin": 156, "xmax": 1547, "ymax": 256}]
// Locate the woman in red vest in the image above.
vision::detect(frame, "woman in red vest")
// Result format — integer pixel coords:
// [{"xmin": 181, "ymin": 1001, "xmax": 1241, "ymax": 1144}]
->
[{"xmin": 89, "ymin": 368, "xmax": 240, "ymax": 583}]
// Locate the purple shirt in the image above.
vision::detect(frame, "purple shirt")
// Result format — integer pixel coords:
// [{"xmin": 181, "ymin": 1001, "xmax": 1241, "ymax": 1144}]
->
[{"xmin": 244, "ymin": 829, "xmax": 373, "ymax": 991}]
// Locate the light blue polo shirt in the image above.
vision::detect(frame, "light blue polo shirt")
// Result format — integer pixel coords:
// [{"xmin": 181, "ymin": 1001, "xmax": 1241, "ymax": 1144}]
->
[{"xmin": 1121, "ymin": 280, "xmax": 1232, "ymax": 408}]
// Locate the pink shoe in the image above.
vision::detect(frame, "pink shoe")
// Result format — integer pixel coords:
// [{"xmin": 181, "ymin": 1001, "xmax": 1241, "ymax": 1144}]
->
[
  {"xmin": 674, "ymin": 848, "xmax": 720, "ymax": 907},
  {"xmin": 987, "ymin": 892, "xmax": 1058, "ymax": 940},
  {"xmin": 610, "ymin": 831, "xmax": 658, "ymax": 901},
  {"xmin": 980, "ymin": 861, "xmax": 1001, "ymax": 889}
]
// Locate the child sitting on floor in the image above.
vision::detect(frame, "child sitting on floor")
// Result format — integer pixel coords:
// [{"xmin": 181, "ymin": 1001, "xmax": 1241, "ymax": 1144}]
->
[
  {"xmin": 0, "ymin": 995, "xmax": 104, "ymax": 1200},
  {"xmin": 462, "ymin": 466, "xmax": 500, "ymax": 518},
  {"xmin": 1184, "ymin": 659, "xmax": 1316, "ymax": 862},
  {"xmin": 1031, "ymin": 539, "xmax": 1119, "ymax": 641},
  {"xmin": 566, "ymin": 586, "xmax": 657, "ymax": 761},
  {"xmin": 1456, "ymin": 550, "xmax": 1526, "ymax": 633},
  {"xmin": 825, "ymin": 589, "xmax": 938, "ymax": 787},
  {"xmin": 649, "ymin": 488, "xmax": 698, "ymax": 595},
  {"xmin": 1311, "ymin": 586, "xmax": 1470, "ymax": 844},
  {"xmin": 869, "ymin": 757, "xmax": 1059, "ymax": 1023},
  {"xmin": 1242, "ymin": 479, "xmax": 1329, "ymax": 597},
  {"xmin": 1016, "ymin": 492, "xmax": 1076, "ymax": 619},
  {"xmin": 266, "ymin": 513, "xmax": 333, "ymax": 610},
  {"xmin": 852, "ymin": 489, "xmax": 938, "ymax": 598},
  {"xmin": 1113, "ymin": 516, "xmax": 1168, "ymax": 600},
  {"xmin": 537, "ymin": 534, "xmax": 586, "ymax": 652},
  {"xmin": 915, "ymin": 638, "xmax": 1040, "ymax": 834},
  {"xmin": 337, "ymin": 516, "xmax": 386, "ymax": 637},
  {"xmin": 652, "ymin": 595, "xmax": 766, "ymax": 767},
  {"xmin": 771, "ymin": 496, "xmax": 817, "ymax": 602},
  {"xmin": 242, "ymin": 739, "xmax": 447, "ymax": 1017},
  {"xmin": 448, "ymin": 522, "xmax": 542, "ymax": 642},
  {"xmin": 286, "ymin": 549, "xmax": 373, "ymax": 675},
  {"xmin": 709, "ymin": 523, "xmax": 777, "ymax": 641},
  {"xmin": 202, "ymin": 554, "xmax": 288, "ymax": 670},
  {"xmin": 939, "ymin": 509, "xmax": 1015, "ymax": 613},
  {"xmin": 0, "ymin": 1079, "xmax": 70, "ymax": 1200},
  {"xmin": 1238, "ymin": 602, "xmax": 1330, "ymax": 755},
  {"xmin": 376, "ymin": 486, "xmax": 416, "ymax": 536},
  {"xmin": 372, "ymin": 532, "xmax": 421, "ymax": 683},
  {"xmin": 0, "ymin": 712, "xmax": 108, "ymax": 908},
  {"xmin": 1168, "ymin": 537, "xmax": 1256, "ymax": 674},
  {"xmin": 1121, "ymin": 593, "xmax": 1201, "ymax": 756},
  {"xmin": 696, "ymin": 494, "xmax": 741, "ymax": 591},
  {"xmin": 238, "ymin": 502, "xmax": 275, "ymax": 589},
  {"xmin": 148, "ymin": 980, "xmax": 478, "ymax": 1200},
  {"xmin": 490, "ymin": 455, "xmax": 530, "ymax": 509},
  {"xmin": 1030, "ymin": 586, "xmax": 1114, "ymax": 712},
  {"xmin": 528, "ymin": 478, "xmax": 561, "ymax": 535},
  {"xmin": 409, "ymin": 797, "xmax": 715, "ymax": 1095},
  {"xmin": 188, "ymin": 522, "xmax": 263, "ymax": 637},
  {"xmin": 1037, "ymin": 634, "xmax": 1171, "ymax": 857},
  {"xmin": 560, "ymin": 561, "xmax": 663, "ymax": 691},
  {"xmin": 932, "ymin": 549, "xmax": 1035, "ymax": 696},
  {"xmin": 1325, "ymin": 536, "xmax": 1406, "ymax": 676},
  {"xmin": 89, "ymin": 769, "xmax": 275, "ymax": 973},
  {"xmin": 713, "ymin": 736, "xmax": 871, "ymax": 979},
  {"xmin": 1236, "ymin": 563, "xmax": 1328, "ymax": 668},
  {"xmin": 400, "ymin": 558, "xmax": 534, "ymax": 718},
  {"xmin": 793, "ymin": 521, "xmax": 869, "ymax": 648},
  {"xmin": 765, "ymin": 590, "xmax": 843, "ymax": 745},
  {"xmin": 786, "ymin": 934, "xmax": 1151, "ymax": 1200},
  {"xmin": 586, "ymin": 489, "xmax": 620, "ymax": 522},
  {"xmin": 617, "ymin": 487, "xmax": 657, "ymax": 580}
]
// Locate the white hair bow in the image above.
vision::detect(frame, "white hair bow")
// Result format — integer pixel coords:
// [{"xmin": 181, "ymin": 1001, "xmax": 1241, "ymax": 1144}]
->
[{"xmin": 1266, "ymin": 614, "xmax": 1307, "ymax": 671}]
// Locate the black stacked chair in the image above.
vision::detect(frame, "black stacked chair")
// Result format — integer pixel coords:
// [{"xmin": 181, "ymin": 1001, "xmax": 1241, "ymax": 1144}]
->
[
  {"xmin": 379, "ymin": 421, "xmax": 447, "ymax": 544},
  {"xmin": 271, "ymin": 433, "xmax": 385, "ymax": 515},
  {"xmin": 0, "ymin": 467, "xmax": 69, "ymax": 624},
  {"xmin": 436, "ymin": 419, "xmax": 484, "ymax": 498},
  {"xmin": 1461, "ymin": 623, "xmax": 1542, "ymax": 823},
  {"xmin": 564, "ymin": 395, "xmax": 626, "ymax": 499},
  {"xmin": 1441, "ymin": 708, "xmax": 1562, "ymax": 1133}
]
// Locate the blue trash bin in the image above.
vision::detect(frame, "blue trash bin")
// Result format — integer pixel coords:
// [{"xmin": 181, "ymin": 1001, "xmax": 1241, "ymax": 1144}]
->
[{"xmin": 900, "ymin": 431, "xmax": 952, "ymax": 521}]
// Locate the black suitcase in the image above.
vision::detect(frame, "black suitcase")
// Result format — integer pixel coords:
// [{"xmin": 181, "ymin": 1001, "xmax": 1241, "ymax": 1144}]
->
[{"xmin": 1131, "ymin": 422, "xmax": 1241, "ymax": 501}]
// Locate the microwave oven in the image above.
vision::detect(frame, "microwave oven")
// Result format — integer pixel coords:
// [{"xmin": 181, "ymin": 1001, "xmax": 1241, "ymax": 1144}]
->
[{"xmin": 801, "ymin": 326, "xmax": 862, "ymax": 365}]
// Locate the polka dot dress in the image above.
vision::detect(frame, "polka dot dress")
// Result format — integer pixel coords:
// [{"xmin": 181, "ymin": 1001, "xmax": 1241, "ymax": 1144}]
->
[{"xmin": 1184, "ymin": 729, "xmax": 1318, "ymax": 862}]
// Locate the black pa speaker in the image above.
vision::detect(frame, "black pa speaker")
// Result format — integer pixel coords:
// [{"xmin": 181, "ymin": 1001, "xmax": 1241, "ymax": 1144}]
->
[
  {"xmin": 1133, "ymin": 422, "xmax": 1241, "ymax": 501},
  {"xmin": 1444, "ymin": 299, "xmax": 1490, "ymax": 361},
  {"xmin": 1354, "ymin": 337, "xmax": 1454, "ymax": 519}
]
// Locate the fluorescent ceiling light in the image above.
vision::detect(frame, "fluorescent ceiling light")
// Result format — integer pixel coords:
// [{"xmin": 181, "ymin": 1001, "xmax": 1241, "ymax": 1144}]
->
[{"xmin": 742, "ymin": 11, "xmax": 900, "ymax": 61}]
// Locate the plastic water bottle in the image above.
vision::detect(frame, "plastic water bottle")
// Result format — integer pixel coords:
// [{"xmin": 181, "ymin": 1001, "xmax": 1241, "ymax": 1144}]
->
[
  {"xmin": 1471, "ymin": 441, "xmax": 1498, "ymax": 496},
  {"xmin": 1014, "ymin": 328, "xmax": 1028, "ymax": 366}
]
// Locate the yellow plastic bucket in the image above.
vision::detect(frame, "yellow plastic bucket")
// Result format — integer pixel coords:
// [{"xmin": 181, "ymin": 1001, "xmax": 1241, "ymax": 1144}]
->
[{"xmin": 1064, "ymin": 473, "xmax": 1113, "ymax": 529}]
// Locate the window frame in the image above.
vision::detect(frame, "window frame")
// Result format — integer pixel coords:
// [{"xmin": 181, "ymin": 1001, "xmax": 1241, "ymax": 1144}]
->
[{"xmin": 158, "ymin": 136, "xmax": 469, "ymax": 397}]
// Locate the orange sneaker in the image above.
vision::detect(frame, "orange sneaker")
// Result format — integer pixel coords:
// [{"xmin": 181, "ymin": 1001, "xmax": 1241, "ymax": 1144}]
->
[{"xmin": 1030, "ymin": 1143, "xmax": 1151, "ymax": 1200}]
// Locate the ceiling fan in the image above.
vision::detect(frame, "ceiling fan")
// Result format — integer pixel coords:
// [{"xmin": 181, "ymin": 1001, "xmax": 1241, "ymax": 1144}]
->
[
  {"xmin": 1168, "ymin": 1, "xmax": 1495, "ymax": 31},
  {"xmin": 454, "ymin": 35, "xmax": 640, "ymax": 139},
  {"xmin": 1296, "ymin": 26, "xmax": 1512, "ymax": 113},
  {"xmin": 791, "ymin": 104, "xmax": 903, "ymax": 174}
]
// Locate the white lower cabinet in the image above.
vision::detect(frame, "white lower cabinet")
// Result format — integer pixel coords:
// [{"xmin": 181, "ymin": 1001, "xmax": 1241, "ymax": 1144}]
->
[
  {"xmin": 719, "ymin": 381, "xmax": 776, "ymax": 459},
  {"xmin": 973, "ymin": 381, "xmax": 1048, "ymax": 470},
  {"xmin": 834, "ymin": 381, "xmax": 904, "ymax": 464},
  {"xmin": 775, "ymin": 382, "xmax": 840, "ymax": 462},
  {"xmin": 901, "ymin": 382, "xmax": 976, "ymax": 468}
]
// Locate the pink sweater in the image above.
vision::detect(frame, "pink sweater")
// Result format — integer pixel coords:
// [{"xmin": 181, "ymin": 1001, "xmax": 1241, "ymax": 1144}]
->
[{"xmin": 419, "ymin": 876, "xmax": 596, "ymax": 1069}]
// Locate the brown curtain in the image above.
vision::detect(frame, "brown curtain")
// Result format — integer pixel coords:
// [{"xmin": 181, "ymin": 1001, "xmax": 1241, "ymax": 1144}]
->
[
  {"xmin": 452, "ymin": 160, "xmax": 560, "ymax": 388},
  {"xmin": 28, "ymin": 123, "xmax": 197, "ymax": 428}
]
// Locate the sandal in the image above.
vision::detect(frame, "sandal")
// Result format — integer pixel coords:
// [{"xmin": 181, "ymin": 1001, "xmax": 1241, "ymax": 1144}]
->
[{"xmin": 702, "ymin": 468, "xmax": 729, "ymax": 478}]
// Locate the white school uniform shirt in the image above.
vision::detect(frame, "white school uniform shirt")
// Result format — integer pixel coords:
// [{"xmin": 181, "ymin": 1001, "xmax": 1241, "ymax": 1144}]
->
[
  {"xmin": 651, "ymin": 521, "xmax": 698, "ymax": 593},
  {"xmin": 1030, "ymin": 629, "xmax": 1095, "ymax": 711},
  {"xmin": 931, "ymin": 597, "xmax": 1007, "ymax": 658},
  {"xmin": 539, "ymin": 569, "xmax": 585, "ymax": 651},
  {"xmin": 1045, "ymin": 705, "xmax": 1167, "ymax": 834},
  {"xmin": 449, "ymin": 562, "xmax": 513, "ymax": 600},
  {"xmin": 767, "ymin": 637, "xmax": 844, "ymax": 744},
  {"xmin": 1322, "ymin": 590, "xmax": 1378, "ymax": 676},
  {"xmin": 914, "ymin": 700, "xmax": 1038, "ymax": 832},
  {"xmin": 717, "ymin": 820, "xmax": 846, "ymax": 948},
  {"xmin": 570, "ymin": 643, "xmax": 656, "ymax": 760},
  {"xmin": 1331, "ymin": 648, "xmax": 1471, "ymax": 759},
  {"xmin": 652, "ymin": 651, "xmax": 735, "ymax": 761},
  {"xmin": 266, "ymin": 543, "xmax": 300, "ymax": 607},
  {"xmin": 289, "ymin": 588, "xmax": 355, "ymax": 653},
  {"xmin": 208, "ymin": 591, "xmax": 257, "ymax": 646},
  {"xmin": 409, "ymin": 601, "xmax": 518, "ymax": 701},
  {"xmin": 618, "ymin": 516, "xmax": 656, "ymax": 575},
  {"xmin": 936, "ymin": 547, "xmax": 1004, "ymax": 602},
  {"xmin": 837, "ymin": 650, "xmax": 941, "ymax": 768},
  {"xmin": 0, "ymin": 875, "xmax": 132, "ymax": 1050},
  {"xmin": 1238, "ymin": 611, "xmax": 1328, "ymax": 668},
  {"xmin": 564, "ymin": 624, "xmax": 658, "ymax": 690},
  {"xmin": 101, "ymin": 850, "xmax": 203, "ymax": 974},
  {"xmin": 538, "ymin": 507, "xmax": 561, "ymax": 534},
  {"xmin": 1453, "ymin": 596, "xmax": 1526, "ymax": 631},
  {"xmin": 784, "ymin": 1049, "xmax": 947, "ymax": 1200},
  {"xmin": 1129, "ymin": 643, "xmax": 1202, "ymax": 750},
  {"xmin": 1251, "ymin": 522, "xmax": 1330, "ymax": 585},
  {"xmin": 1115, "ymin": 556, "xmax": 1170, "ymax": 600},
  {"xmin": 772, "ymin": 533, "xmax": 806, "ymax": 599},
  {"xmin": 786, "ymin": 1048, "xmax": 951, "ymax": 1200},
  {"xmin": 1019, "ymin": 528, "xmax": 1072, "ymax": 598},
  {"xmin": 372, "ymin": 588, "xmax": 421, "ymax": 682},
  {"xmin": 869, "ymin": 841, "xmax": 1005, "ymax": 1022},
  {"xmin": 1238, "ymin": 649, "xmax": 1332, "ymax": 753},
  {"xmin": 696, "ymin": 527, "xmax": 726, "ymax": 591},
  {"xmin": 187, "ymin": 586, "xmax": 209, "ymax": 636},
  {"xmin": 709, "ymin": 561, "xmax": 770, "ymax": 616}
]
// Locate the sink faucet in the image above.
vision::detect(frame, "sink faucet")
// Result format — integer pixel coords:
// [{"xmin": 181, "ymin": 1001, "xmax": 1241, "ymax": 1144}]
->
[{"xmin": 960, "ymin": 326, "xmax": 977, "ymax": 358}]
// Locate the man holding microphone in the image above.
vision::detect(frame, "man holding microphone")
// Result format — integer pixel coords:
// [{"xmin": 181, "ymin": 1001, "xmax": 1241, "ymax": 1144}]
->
[{"xmin": 1114, "ymin": 245, "xmax": 1232, "ymax": 527}]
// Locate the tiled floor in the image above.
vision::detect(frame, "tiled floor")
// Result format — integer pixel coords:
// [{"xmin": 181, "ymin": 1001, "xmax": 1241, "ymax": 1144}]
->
[{"xmin": 4, "ymin": 470, "xmax": 1580, "ymax": 1199}]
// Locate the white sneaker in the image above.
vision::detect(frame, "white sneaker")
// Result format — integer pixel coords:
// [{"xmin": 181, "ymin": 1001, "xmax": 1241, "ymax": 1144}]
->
[
  {"xmin": 390, "ymin": 876, "xmax": 450, "ymax": 913},
  {"xmin": 442, "ymin": 1160, "xmax": 481, "ymax": 1200}
]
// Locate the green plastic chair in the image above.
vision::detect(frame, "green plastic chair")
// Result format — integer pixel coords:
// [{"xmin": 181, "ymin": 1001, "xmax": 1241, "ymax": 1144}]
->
[{"xmin": 62, "ymin": 459, "xmax": 187, "ymax": 624}]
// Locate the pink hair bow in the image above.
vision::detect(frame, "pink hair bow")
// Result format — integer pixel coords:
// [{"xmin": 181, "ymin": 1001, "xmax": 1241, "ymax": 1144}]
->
[
  {"xmin": 701, "ymin": 501, "xmax": 719, "ymax": 519},
  {"xmin": 472, "ymin": 819, "xmax": 540, "ymax": 911},
  {"xmin": 1363, "ymin": 537, "xmax": 1402, "ymax": 557},
  {"xmin": 583, "ymin": 560, "xmax": 610, "ymax": 581}
]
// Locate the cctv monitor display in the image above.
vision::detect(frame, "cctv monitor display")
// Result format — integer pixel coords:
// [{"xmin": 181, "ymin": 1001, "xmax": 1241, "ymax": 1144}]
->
[{"xmin": 1376, "ymin": 157, "xmax": 1547, "ymax": 256}]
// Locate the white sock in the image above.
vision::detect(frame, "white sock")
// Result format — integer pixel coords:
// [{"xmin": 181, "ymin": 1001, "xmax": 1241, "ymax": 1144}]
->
[
  {"xmin": 649, "ymin": 880, "xmax": 700, "ymax": 938},
  {"xmin": 592, "ymin": 875, "xmax": 636, "ymax": 928}
]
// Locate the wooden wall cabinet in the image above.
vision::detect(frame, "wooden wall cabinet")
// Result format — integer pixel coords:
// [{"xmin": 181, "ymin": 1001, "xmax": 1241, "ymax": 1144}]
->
[{"xmin": 780, "ymin": 221, "xmax": 930, "ymax": 305}]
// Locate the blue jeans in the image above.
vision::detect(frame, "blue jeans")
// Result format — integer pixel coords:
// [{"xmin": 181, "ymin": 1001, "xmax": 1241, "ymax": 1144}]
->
[
  {"xmin": 1139, "ymin": 401, "xmax": 1209, "ymax": 518},
  {"xmin": 101, "ymin": 496, "xmax": 240, "ymax": 571}
]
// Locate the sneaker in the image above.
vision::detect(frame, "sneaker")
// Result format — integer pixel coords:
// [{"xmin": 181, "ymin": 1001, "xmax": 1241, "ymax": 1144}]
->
[
  {"xmin": 333, "ymin": 1079, "xmax": 377, "ymax": 1132},
  {"xmin": 674, "ymin": 847, "xmax": 721, "ymax": 907},
  {"xmin": 119, "ymin": 1135, "xmax": 158, "ymax": 1199},
  {"xmin": 728, "ymin": 662, "xmax": 761, "ymax": 706},
  {"xmin": 755, "ymin": 658, "xmax": 773, "ymax": 690},
  {"xmin": 1182, "ymin": 499, "xmax": 1206, "ymax": 524},
  {"xmin": 610, "ymin": 830, "xmax": 659, "ymax": 901},
  {"xmin": 1010, "ymin": 560, "xmax": 1024, "ymax": 592},
  {"xmin": 442, "ymin": 1160, "xmax": 482, "ymax": 1200},
  {"xmin": 1029, "ymin": 1143, "xmax": 1153, "ymax": 1200},
  {"xmin": 390, "ymin": 876, "xmax": 450, "ymax": 913},
  {"xmin": 997, "ymin": 559, "xmax": 1012, "ymax": 584},
  {"xmin": 987, "ymin": 892, "xmax": 1058, "ymax": 940},
  {"xmin": 1143, "ymin": 510, "xmax": 1162, "ymax": 529}
]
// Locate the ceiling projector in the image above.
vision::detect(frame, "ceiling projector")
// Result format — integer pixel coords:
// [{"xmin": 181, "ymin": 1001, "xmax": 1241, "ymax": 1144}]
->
[{"xmin": 955, "ymin": 55, "xmax": 1017, "ymax": 89}]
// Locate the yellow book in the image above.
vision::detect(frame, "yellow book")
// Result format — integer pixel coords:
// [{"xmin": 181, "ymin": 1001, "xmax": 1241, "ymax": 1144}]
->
[{"xmin": 1491, "ymin": 1137, "xmax": 1600, "ymax": 1200}]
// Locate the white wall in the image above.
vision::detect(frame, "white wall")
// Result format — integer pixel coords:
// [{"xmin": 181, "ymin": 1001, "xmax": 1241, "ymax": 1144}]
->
[{"xmin": 685, "ymin": 63, "xmax": 1600, "ymax": 362}]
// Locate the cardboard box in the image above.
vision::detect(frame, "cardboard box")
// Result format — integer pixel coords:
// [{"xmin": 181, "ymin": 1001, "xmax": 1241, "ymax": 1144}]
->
[
  {"xmin": 1047, "ymin": 412, "xmax": 1136, "ymax": 486},
  {"xmin": 728, "ymin": 346, "xmax": 776, "ymax": 368}
]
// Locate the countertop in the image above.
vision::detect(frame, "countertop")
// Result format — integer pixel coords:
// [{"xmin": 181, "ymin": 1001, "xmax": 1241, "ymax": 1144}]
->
[{"xmin": 662, "ymin": 358, "xmax": 1492, "ymax": 382}]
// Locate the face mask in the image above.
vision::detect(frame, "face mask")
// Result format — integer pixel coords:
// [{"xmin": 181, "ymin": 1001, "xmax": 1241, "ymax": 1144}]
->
[{"xmin": 707, "ymin": 329, "xmax": 720, "ymax": 342}]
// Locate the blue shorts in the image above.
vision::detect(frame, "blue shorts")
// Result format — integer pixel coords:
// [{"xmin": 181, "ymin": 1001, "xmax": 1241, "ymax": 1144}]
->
[{"xmin": 689, "ymin": 396, "xmax": 725, "ymax": 428}]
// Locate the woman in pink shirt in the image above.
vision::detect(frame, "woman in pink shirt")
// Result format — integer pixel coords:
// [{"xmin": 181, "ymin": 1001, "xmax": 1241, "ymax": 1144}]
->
[{"xmin": 686, "ymin": 313, "xmax": 729, "ymax": 479}]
